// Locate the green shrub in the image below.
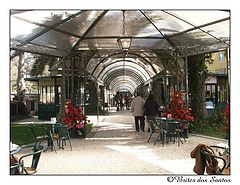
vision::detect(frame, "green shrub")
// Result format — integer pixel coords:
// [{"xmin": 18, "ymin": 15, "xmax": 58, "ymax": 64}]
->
[
  {"xmin": 10, "ymin": 124, "xmax": 42, "ymax": 145},
  {"xmin": 190, "ymin": 105, "xmax": 227, "ymax": 139}
]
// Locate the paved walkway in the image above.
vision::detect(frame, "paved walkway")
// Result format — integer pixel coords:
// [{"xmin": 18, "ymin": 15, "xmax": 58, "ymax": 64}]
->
[{"xmin": 14, "ymin": 108, "xmax": 228, "ymax": 175}]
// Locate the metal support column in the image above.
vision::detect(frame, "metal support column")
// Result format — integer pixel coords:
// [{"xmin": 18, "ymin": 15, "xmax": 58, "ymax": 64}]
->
[
  {"xmin": 60, "ymin": 56, "xmax": 67, "ymax": 121},
  {"xmin": 163, "ymin": 57, "xmax": 168, "ymax": 107},
  {"xmin": 184, "ymin": 56, "xmax": 189, "ymax": 138},
  {"xmin": 226, "ymin": 48, "xmax": 230, "ymax": 102},
  {"xmin": 71, "ymin": 56, "xmax": 74, "ymax": 104},
  {"xmin": 185, "ymin": 56, "xmax": 189, "ymax": 110},
  {"xmin": 83, "ymin": 59, "xmax": 87, "ymax": 115}
]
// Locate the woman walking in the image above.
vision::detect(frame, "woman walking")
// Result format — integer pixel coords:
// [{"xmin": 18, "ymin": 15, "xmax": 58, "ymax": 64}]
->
[{"xmin": 144, "ymin": 94, "xmax": 159, "ymax": 132}]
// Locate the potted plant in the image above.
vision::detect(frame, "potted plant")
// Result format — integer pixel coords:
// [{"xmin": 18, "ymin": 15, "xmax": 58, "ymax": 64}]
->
[
  {"xmin": 62, "ymin": 99, "xmax": 88, "ymax": 138},
  {"xmin": 163, "ymin": 91, "xmax": 194, "ymax": 138}
]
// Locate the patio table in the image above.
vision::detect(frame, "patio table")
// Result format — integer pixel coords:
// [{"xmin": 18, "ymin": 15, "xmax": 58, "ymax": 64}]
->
[
  {"xmin": 155, "ymin": 117, "xmax": 184, "ymax": 146},
  {"xmin": 10, "ymin": 143, "xmax": 21, "ymax": 155},
  {"xmin": 27, "ymin": 122, "xmax": 57, "ymax": 153}
]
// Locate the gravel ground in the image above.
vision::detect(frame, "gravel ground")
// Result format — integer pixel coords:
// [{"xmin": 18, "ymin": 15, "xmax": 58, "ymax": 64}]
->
[{"xmin": 14, "ymin": 109, "xmax": 228, "ymax": 175}]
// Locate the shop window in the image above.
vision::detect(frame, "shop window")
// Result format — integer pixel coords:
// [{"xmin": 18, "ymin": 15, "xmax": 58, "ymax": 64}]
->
[
  {"xmin": 30, "ymin": 100, "xmax": 35, "ymax": 111},
  {"xmin": 218, "ymin": 52, "xmax": 224, "ymax": 62}
]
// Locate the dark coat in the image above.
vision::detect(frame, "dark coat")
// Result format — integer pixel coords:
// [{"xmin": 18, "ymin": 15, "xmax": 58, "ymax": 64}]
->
[{"xmin": 144, "ymin": 98, "xmax": 159, "ymax": 117}]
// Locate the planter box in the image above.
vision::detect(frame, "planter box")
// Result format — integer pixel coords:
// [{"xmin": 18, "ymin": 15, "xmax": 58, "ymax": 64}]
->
[
  {"xmin": 181, "ymin": 128, "xmax": 188, "ymax": 138},
  {"xmin": 69, "ymin": 128, "xmax": 86, "ymax": 138}
]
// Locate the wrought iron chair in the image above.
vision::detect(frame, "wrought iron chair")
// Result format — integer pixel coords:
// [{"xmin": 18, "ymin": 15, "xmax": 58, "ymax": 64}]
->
[
  {"xmin": 147, "ymin": 117, "xmax": 167, "ymax": 146},
  {"xmin": 19, "ymin": 144, "xmax": 44, "ymax": 175},
  {"xmin": 53, "ymin": 124, "xmax": 72, "ymax": 151},
  {"xmin": 10, "ymin": 160, "xmax": 24, "ymax": 175},
  {"xmin": 165, "ymin": 119, "xmax": 183, "ymax": 147},
  {"xmin": 28, "ymin": 125, "xmax": 48, "ymax": 143},
  {"xmin": 28, "ymin": 124, "xmax": 56, "ymax": 153},
  {"xmin": 200, "ymin": 145, "xmax": 229, "ymax": 175}
]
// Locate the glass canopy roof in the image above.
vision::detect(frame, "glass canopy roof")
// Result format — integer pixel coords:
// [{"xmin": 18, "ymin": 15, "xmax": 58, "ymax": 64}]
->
[{"xmin": 10, "ymin": 10, "xmax": 230, "ymax": 93}]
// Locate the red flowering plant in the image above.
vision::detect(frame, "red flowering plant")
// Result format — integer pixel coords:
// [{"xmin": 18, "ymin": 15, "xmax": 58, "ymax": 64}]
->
[
  {"xmin": 62, "ymin": 99, "xmax": 87, "ymax": 129},
  {"xmin": 224, "ymin": 102, "xmax": 230, "ymax": 133},
  {"xmin": 163, "ymin": 91, "xmax": 194, "ymax": 129}
]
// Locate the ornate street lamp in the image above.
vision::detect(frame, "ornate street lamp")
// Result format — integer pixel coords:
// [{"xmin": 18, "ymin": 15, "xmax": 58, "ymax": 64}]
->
[{"xmin": 117, "ymin": 10, "xmax": 132, "ymax": 51}]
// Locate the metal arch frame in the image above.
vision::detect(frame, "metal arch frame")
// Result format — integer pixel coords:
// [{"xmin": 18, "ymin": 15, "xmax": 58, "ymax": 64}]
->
[
  {"xmin": 102, "ymin": 68, "xmax": 144, "ymax": 85},
  {"xmin": 109, "ymin": 76, "xmax": 139, "ymax": 86},
  {"xmin": 101, "ymin": 65, "xmax": 147, "ymax": 82},
  {"xmin": 103, "ymin": 70, "xmax": 144, "ymax": 87},
  {"xmin": 97, "ymin": 59, "xmax": 152, "ymax": 79},
  {"xmin": 111, "ymin": 81, "xmax": 136, "ymax": 93},
  {"xmin": 114, "ymin": 86, "xmax": 135, "ymax": 93},
  {"xmin": 11, "ymin": 10, "xmax": 230, "ymax": 59},
  {"xmin": 91, "ymin": 51, "xmax": 158, "ymax": 76},
  {"xmin": 97, "ymin": 59, "xmax": 151, "ymax": 78},
  {"xmin": 110, "ymin": 78, "xmax": 138, "ymax": 89},
  {"xmin": 109, "ymin": 76, "xmax": 138, "ymax": 90}
]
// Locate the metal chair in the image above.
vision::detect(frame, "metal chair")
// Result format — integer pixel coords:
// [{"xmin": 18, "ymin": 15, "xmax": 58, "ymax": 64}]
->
[
  {"xmin": 200, "ymin": 145, "xmax": 229, "ymax": 175},
  {"xmin": 10, "ymin": 161, "xmax": 24, "ymax": 175},
  {"xmin": 54, "ymin": 124, "xmax": 72, "ymax": 151},
  {"xmin": 147, "ymin": 117, "xmax": 167, "ymax": 146},
  {"xmin": 19, "ymin": 144, "xmax": 44, "ymax": 175},
  {"xmin": 28, "ymin": 124, "xmax": 56, "ymax": 153},
  {"xmin": 165, "ymin": 119, "xmax": 183, "ymax": 147}
]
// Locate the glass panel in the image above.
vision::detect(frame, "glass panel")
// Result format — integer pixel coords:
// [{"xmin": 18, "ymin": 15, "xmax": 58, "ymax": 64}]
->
[
  {"xmin": 51, "ymin": 86, "xmax": 55, "ymax": 103},
  {"xmin": 172, "ymin": 30, "xmax": 212, "ymax": 46},
  {"xmin": 46, "ymin": 86, "xmax": 50, "ymax": 104},
  {"xmin": 39, "ymin": 86, "xmax": 43, "ymax": 104},
  {"xmin": 42, "ymin": 86, "xmax": 46, "ymax": 104},
  {"xmin": 57, "ymin": 11, "xmax": 105, "ymax": 36},
  {"xmin": 31, "ymin": 30, "xmax": 79, "ymax": 51},
  {"xmin": 11, "ymin": 18, "xmax": 45, "ymax": 41},
  {"xmin": 131, "ymin": 38, "xmax": 173, "ymax": 50},
  {"xmin": 86, "ymin": 11, "xmax": 123, "ymax": 37},
  {"xmin": 144, "ymin": 11, "xmax": 193, "ymax": 35},
  {"xmin": 111, "ymin": 76, "xmax": 138, "ymax": 87},
  {"xmin": 12, "ymin": 11, "xmax": 80, "ymax": 26},
  {"xmin": 201, "ymin": 20, "xmax": 229, "ymax": 41},
  {"xmin": 78, "ymin": 39, "xmax": 119, "ymax": 50},
  {"xmin": 125, "ymin": 11, "xmax": 163, "ymax": 37},
  {"xmin": 168, "ymin": 10, "xmax": 229, "ymax": 27},
  {"xmin": 99, "ymin": 63, "xmax": 149, "ymax": 82},
  {"xmin": 10, "ymin": 40, "xmax": 67, "ymax": 57},
  {"xmin": 94, "ymin": 58, "xmax": 155, "ymax": 78}
]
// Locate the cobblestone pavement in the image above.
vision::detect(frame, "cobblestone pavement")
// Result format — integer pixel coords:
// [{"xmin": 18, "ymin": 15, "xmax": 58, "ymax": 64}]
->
[{"xmin": 14, "ymin": 109, "xmax": 228, "ymax": 175}]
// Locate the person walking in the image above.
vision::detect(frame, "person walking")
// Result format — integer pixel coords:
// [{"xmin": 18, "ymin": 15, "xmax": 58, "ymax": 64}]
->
[
  {"xmin": 131, "ymin": 92, "xmax": 145, "ymax": 132},
  {"xmin": 144, "ymin": 94, "xmax": 159, "ymax": 132}
]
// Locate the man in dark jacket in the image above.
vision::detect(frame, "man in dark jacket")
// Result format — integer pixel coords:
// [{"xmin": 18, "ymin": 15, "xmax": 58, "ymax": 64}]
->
[{"xmin": 144, "ymin": 94, "xmax": 159, "ymax": 132}]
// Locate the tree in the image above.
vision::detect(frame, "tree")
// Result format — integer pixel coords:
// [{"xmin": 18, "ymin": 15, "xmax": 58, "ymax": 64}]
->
[
  {"xmin": 30, "ymin": 54, "xmax": 60, "ymax": 77},
  {"xmin": 16, "ymin": 52, "xmax": 26, "ymax": 102},
  {"xmin": 188, "ymin": 53, "xmax": 212, "ymax": 131},
  {"xmin": 10, "ymin": 52, "xmax": 38, "ymax": 95}
]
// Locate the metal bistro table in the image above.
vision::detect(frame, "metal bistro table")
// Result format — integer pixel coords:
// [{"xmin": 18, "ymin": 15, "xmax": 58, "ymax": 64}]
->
[
  {"xmin": 27, "ymin": 122, "xmax": 57, "ymax": 153},
  {"xmin": 155, "ymin": 117, "xmax": 185, "ymax": 147},
  {"xmin": 10, "ymin": 143, "xmax": 23, "ymax": 175},
  {"xmin": 10, "ymin": 143, "xmax": 21, "ymax": 155}
]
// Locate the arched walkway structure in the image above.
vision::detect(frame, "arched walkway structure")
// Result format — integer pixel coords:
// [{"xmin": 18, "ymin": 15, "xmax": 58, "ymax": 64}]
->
[{"xmin": 10, "ymin": 10, "xmax": 230, "ymax": 114}]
